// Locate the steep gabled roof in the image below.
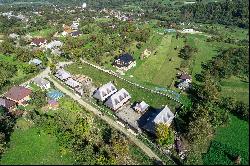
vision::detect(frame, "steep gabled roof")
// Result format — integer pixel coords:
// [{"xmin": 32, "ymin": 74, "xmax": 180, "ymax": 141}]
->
[
  {"xmin": 105, "ymin": 88, "xmax": 131, "ymax": 110},
  {"xmin": 93, "ymin": 82, "xmax": 117, "ymax": 101},
  {"xmin": 153, "ymin": 105, "xmax": 174, "ymax": 125}
]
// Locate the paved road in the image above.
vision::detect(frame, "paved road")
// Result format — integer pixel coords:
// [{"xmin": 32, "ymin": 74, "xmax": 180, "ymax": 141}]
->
[{"xmin": 47, "ymin": 76, "xmax": 163, "ymax": 163}]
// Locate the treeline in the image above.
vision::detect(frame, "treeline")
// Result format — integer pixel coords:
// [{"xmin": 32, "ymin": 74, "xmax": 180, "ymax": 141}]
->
[{"xmin": 180, "ymin": 0, "xmax": 249, "ymax": 28}]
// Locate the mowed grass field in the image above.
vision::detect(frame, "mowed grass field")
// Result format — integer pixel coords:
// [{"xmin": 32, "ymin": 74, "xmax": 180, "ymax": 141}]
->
[
  {"xmin": 203, "ymin": 115, "xmax": 249, "ymax": 165},
  {"xmin": 130, "ymin": 34, "xmax": 183, "ymax": 88},
  {"xmin": 0, "ymin": 125, "xmax": 74, "ymax": 165}
]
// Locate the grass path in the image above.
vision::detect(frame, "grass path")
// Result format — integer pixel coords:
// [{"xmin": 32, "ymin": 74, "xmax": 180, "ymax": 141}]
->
[{"xmin": 152, "ymin": 35, "xmax": 183, "ymax": 87}]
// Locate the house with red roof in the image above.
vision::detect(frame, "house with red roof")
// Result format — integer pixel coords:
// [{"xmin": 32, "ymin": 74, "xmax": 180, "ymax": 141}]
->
[{"xmin": 4, "ymin": 86, "xmax": 32, "ymax": 106}]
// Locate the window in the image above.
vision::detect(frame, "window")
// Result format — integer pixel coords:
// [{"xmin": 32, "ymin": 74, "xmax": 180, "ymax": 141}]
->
[{"xmin": 114, "ymin": 99, "xmax": 119, "ymax": 105}]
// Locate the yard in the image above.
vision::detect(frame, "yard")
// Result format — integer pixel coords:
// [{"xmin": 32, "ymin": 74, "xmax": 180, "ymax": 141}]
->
[
  {"xmin": 65, "ymin": 62, "xmax": 180, "ymax": 110},
  {"xmin": 0, "ymin": 54, "xmax": 39, "ymax": 94},
  {"xmin": 203, "ymin": 115, "xmax": 249, "ymax": 165},
  {"xmin": 0, "ymin": 119, "xmax": 74, "ymax": 165}
]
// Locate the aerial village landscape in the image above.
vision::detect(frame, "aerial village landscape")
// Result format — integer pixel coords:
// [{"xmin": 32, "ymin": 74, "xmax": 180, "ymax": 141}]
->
[{"xmin": 0, "ymin": 0, "xmax": 249, "ymax": 165}]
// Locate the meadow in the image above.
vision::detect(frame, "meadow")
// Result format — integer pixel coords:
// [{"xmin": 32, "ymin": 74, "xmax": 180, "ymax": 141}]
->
[
  {"xmin": 203, "ymin": 115, "xmax": 249, "ymax": 165},
  {"xmin": 0, "ymin": 119, "xmax": 74, "ymax": 165}
]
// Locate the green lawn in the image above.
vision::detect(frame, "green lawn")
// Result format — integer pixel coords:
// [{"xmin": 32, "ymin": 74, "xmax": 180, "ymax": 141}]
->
[
  {"xmin": 203, "ymin": 115, "xmax": 249, "ymax": 165},
  {"xmin": 0, "ymin": 126, "xmax": 74, "ymax": 165},
  {"xmin": 66, "ymin": 62, "xmax": 180, "ymax": 110},
  {"xmin": 220, "ymin": 77, "xmax": 249, "ymax": 104}
]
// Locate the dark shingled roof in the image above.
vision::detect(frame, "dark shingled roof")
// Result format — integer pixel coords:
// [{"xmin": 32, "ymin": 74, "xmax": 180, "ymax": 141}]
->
[
  {"xmin": 113, "ymin": 53, "xmax": 135, "ymax": 67},
  {"xmin": 0, "ymin": 97, "xmax": 17, "ymax": 109},
  {"xmin": 4, "ymin": 86, "xmax": 32, "ymax": 101},
  {"xmin": 71, "ymin": 31, "xmax": 82, "ymax": 37}
]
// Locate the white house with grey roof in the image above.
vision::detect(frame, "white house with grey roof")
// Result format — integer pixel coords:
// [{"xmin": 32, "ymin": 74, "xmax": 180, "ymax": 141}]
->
[
  {"xmin": 33, "ymin": 77, "xmax": 50, "ymax": 90},
  {"xmin": 65, "ymin": 78, "xmax": 80, "ymax": 88},
  {"xmin": 153, "ymin": 105, "xmax": 174, "ymax": 126},
  {"xmin": 104, "ymin": 88, "xmax": 131, "ymax": 111},
  {"xmin": 93, "ymin": 82, "xmax": 117, "ymax": 101},
  {"xmin": 55, "ymin": 69, "xmax": 71, "ymax": 81},
  {"xmin": 29, "ymin": 58, "xmax": 42, "ymax": 66}
]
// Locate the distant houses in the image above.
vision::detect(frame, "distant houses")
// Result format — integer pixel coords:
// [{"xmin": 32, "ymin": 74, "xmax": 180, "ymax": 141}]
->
[
  {"xmin": 46, "ymin": 40, "xmax": 63, "ymax": 50},
  {"xmin": 104, "ymin": 88, "xmax": 131, "ymax": 111},
  {"xmin": 30, "ymin": 38, "xmax": 47, "ymax": 47},
  {"xmin": 113, "ymin": 53, "xmax": 136, "ymax": 71},
  {"xmin": 70, "ymin": 21, "xmax": 80, "ymax": 30},
  {"xmin": 61, "ymin": 22, "xmax": 82, "ymax": 37},
  {"xmin": 71, "ymin": 30, "xmax": 82, "ymax": 37},
  {"xmin": 4, "ymin": 86, "xmax": 32, "ymax": 106}
]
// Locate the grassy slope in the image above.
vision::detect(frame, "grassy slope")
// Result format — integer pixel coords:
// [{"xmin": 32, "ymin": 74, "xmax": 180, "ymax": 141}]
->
[
  {"xmin": 0, "ymin": 127, "xmax": 74, "ymax": 165},
  {"xmin": 132, "ymin": 34, "xmax": 183, "ymax": 87}
]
